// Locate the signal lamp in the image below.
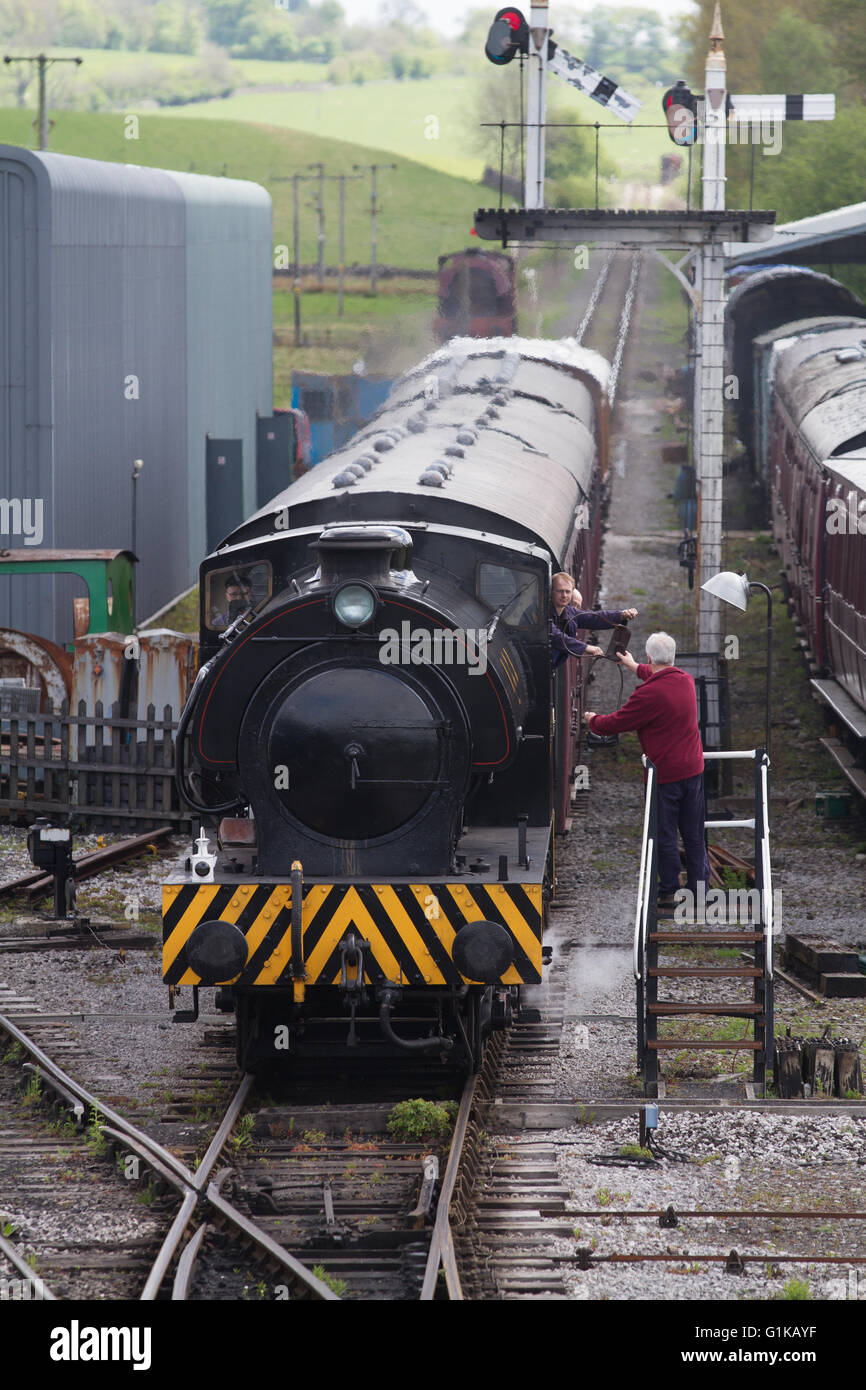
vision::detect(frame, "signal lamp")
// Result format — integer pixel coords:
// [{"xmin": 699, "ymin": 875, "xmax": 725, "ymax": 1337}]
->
[
  {"xmin": 485, "ymin": 7, "xmax": 529, "ymax": 65},
  {"xmin": 662, "ymin": 80, "xmax": 699, "ymax": 145}
]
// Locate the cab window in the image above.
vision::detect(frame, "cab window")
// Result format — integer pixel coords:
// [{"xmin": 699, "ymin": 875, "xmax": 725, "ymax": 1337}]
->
[
  {"xmin": 477, "ymin": 564, "xmax": 541, "ymax": 630},
  {"xmin": 206, "ymin": 562, "xmax": 272, "ymax": 631}
]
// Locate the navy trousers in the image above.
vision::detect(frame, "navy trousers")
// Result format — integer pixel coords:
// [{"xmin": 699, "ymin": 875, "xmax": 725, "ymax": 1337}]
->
[{"xmin": 657, "ymin": 772, "xmax": 710, "ymax": 896}]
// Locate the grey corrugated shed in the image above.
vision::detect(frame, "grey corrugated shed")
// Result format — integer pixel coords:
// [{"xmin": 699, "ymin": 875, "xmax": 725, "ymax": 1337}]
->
[
  {"xmin": 163, "ymin": 170, "xmax": 273, "ymax": 569},
  {"xmin": 0, "ymin": 147, "xmax": 271, "ymax": 644}
]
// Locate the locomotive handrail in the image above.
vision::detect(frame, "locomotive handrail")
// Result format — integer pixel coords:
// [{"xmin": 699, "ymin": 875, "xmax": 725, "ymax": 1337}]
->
[
  {"xmin": 174, "ymin": 657, "xmax": 245, "ymax": 817},
  {"xmin": 702, "ymin": 749, "xmax": 757, "ymax": 759},
  {"xmin": 633, "ymin": 759, "xmax": 656, "ymax": 982}
]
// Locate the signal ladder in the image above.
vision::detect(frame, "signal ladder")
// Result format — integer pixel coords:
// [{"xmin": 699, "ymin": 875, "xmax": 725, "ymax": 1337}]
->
[{"xmin": 634, "ymin": 749, "xmax": 774, "ymax": 1098}]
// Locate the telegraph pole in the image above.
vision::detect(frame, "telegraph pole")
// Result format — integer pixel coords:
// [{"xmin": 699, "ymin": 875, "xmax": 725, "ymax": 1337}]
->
[
  {"xmin": 307, "ymin": 162, "xmax": 326, "ymax": 288},
  {"xmin": 353, "ymin": 163, "xmax": 396, "ymax": 295},
  {"xmin": 3, "ymin": 52, "xmax": 82, "ymax": 149},
  {"xmin": 273, "ymin": 173, "xmax": 312, "ymax": 346},
  {"xmin": 293, "ymin": 173, "xmax": 302, "ymax": 344},
  {"xmin": 333, "ymin": 172, "xmax": 363, "ymax": 316}
]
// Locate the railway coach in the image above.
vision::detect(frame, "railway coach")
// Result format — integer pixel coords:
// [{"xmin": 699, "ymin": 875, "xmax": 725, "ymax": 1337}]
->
[
  {"xmin": 764, "ymin": 324, "xmax": 866, "ymax": 776},
  {"xmin": 163, "ymin": 336, "xmax": 610, "ymax": 1070},
  {"xmin": 726, "ymin": 273, "xmax": 866, "ymax": 794}
]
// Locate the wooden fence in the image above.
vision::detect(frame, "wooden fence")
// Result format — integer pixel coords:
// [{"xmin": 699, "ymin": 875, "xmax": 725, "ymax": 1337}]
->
[{"xmin": 0, "ymin": 700, "xmax": 189, "ymax": 831}]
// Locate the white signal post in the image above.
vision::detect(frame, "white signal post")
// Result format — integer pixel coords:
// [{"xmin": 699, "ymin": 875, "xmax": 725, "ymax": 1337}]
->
[
  {"xmin": 520, "ymin": 0, "xmax": 641, "ymax": 209},
  {"xmin": 693, "ymin": 4, "xmax": 834, "ymax": 662},
  {"xmin": 525, "ymin": 0, "xmax": 549, "ymax": 210},
  {"xmin": 694, "ymin": 7, "xmax": 727, "ymax": 667}
]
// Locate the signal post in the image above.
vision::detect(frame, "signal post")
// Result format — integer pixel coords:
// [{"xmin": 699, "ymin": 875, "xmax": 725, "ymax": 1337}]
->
[{"xmin": 477, "ymin": 3, "xmax": 834, "ymax": 730}]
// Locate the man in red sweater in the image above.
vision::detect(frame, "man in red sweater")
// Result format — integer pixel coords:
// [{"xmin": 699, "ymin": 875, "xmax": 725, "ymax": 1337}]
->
[{"xmin": 584, "ymin": 631, "xmax": 709, "ymax": 902}]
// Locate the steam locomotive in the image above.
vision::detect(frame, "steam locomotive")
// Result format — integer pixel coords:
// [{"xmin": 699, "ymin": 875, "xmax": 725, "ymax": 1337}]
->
[
  {"xmin": 726, "ymin": 268, "xmax": 866, "ymax": 791},
  {"xmin": 163, "ymin": 337, "xmax": 610, "ymax": 1070},
  {"xmin": 433, "ymin": 250, "xmax": 517, "ymax": 342}
]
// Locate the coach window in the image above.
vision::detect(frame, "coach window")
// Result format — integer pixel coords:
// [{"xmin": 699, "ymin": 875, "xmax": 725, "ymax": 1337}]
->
[
  {"xmin": 477, "ymin": 564, "xmax": 541, "ymax": 630},
  {"xmin": 206, "ymin": 562, "xmax": 272, "ymax": 631}
]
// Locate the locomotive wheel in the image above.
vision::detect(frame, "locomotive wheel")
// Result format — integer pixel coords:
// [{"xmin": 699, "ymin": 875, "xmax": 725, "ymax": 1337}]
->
[
  {"xmin": 235, "ymin": 992, "xmax": 284, "ymax": 1075},
  {"xmin": 234, "ymin": 992, "xmax": 256, "ymax": 1071},
  {"xmin": 466, "ymin": 987, "xmax": 493, "ymax": 1074}
]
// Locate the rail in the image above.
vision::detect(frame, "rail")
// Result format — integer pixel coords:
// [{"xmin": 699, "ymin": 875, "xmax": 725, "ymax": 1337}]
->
[
  {"xmin": 419, "ymin": 1073, "xmax": 476, "ymax": 1300},
  {"xmin": 0, "ymin": 1015, "xmax": 335, "ymax": 1302}
]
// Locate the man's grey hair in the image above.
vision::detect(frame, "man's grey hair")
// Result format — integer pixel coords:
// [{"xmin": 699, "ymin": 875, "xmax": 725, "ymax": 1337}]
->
[{"xmin": 646, "ymin": 631, "xmax": 676, "ymax": 665}]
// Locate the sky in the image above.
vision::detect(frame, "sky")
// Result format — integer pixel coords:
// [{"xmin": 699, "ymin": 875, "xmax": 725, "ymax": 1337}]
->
[{"xmin": 339, "ymin": 0, "xmax": 700, "ymax": 39}]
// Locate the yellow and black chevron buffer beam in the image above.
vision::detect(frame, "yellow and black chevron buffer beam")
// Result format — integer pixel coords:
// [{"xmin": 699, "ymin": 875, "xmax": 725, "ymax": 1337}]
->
[{"xmin": 162, "ymin": 879, "xmax": 543, "ymax": 988}]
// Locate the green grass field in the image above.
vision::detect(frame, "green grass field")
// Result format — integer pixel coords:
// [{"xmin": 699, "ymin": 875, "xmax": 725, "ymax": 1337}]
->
[
  {"xmin": 151, "ymin": 75, "xmax": 484, "ymax": 180},
  {"xmin": 13, "ymin": 46, "xmax": 332, "ymax": 87},
  {"xmin": 150, "ymin": 71, "xmax": 687, "ymax": 193},
  {"xmin": 0, "ymin": 48, "xmax": 687, "ymax": 195},
  {"xmin": 0, "ymin": 108, "xmax": 482, "ymax": 270},
  {"xmin": 272, "ymin": 276, "xmax": 437, "ymax": 391}
]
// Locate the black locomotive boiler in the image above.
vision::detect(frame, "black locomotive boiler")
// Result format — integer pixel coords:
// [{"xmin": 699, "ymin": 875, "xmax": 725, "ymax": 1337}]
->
[{"xmin": 163, "ymin": 337, "xmax": 610, "ymax": 1070}]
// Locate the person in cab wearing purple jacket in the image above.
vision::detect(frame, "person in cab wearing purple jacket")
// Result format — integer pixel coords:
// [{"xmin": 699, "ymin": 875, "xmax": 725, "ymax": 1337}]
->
[
  {"xmin": 550, "ymin": 572, "xmax": 638, "ymax": 669},
  {"xmin": 584, "ymin": 631, "xmax": 710, "ymax": 903}
]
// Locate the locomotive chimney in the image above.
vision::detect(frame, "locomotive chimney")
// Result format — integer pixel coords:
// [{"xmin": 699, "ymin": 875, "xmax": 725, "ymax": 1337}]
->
[{"xmin": 313, "ymin": 523, "xmax": 413, "ymax": 587}]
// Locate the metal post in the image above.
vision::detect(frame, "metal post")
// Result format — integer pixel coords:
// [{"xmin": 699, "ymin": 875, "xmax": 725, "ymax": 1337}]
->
[
  {"xmin": 131, "ymin": 458, "xmax": 143, "ymax": 624},
  {"xmin": 307, "ymin": 162, "xmax": 325, "ymax": 288},
  {"xmin": 696, "ymin": 241, "xmax": 725, "ymax": 686},
  {"xmin": 747, "ymin": 581, "xmax": 773, "ymax": 758},
  {"xmin": 370, "ymin": 165, "xmax": 379, "ymax": 296},
  {"xmin": 695, "ymin": 5, "xmax": 727, "ymax": 726},
  {"xmin": 524, "ymin": 0, "xmax": 549, "ymax": 209},
  {"xmin": 338, "ymin": 174, "xmax": 345, "ymax": 317},
  {"xmin": 318, "ymin": 163, "xmax": 325, "ymax": 288},
  {"xmin": 594, "ymin": 123, "xmax": 600, "ymax": 208},
  {"xmin": 37, "ymin": 53, "xmax": 47, "ymax": 150},
  {"xmin": 293, "ymin": 173, "xmax": 301, "ymax": 346},
  {"xmin": 353, "ymin": 163, "xmax": 396, "ymax": 296},
  {"xmin": 701, "ymin": 7, "xmax": 727, "ymax": 213}
]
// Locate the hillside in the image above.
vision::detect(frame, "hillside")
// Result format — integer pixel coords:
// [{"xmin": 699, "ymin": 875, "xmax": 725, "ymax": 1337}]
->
[{"xmin": 0, "ymin": 108, "xmax": 483, "ymax": 269}]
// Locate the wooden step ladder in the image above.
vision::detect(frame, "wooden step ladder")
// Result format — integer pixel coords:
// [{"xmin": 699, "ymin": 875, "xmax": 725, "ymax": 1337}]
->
[{"xmin": 635, "ymin": 749, "xmax": 775, "ymax": 1098}]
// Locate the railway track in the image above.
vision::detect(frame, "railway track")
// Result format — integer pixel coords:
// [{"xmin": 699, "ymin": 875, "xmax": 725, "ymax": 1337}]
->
[
  {"xmin": 3, "ymin": 922, "xmax": 862, "ymax": 1303},
  {"xmin": 0, "ymin": 991, "xmax": 573, "ymax": 1302},
  {"xmin": 0, "ymin": 827, "xmax": 177, "ymax": 906},
  {"xmin": 0, "ymin": 1011, "xmax": 337, "ymax": 1301},
  {"xmin": 573, "ymin": 249, "xmax": 642, "ymax": 406}
]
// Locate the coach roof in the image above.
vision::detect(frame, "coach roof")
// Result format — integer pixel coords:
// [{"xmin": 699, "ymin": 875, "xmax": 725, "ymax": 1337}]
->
[{"xmin": 227, "ymin": 338, "xmax": 609, "ymax": 563}]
